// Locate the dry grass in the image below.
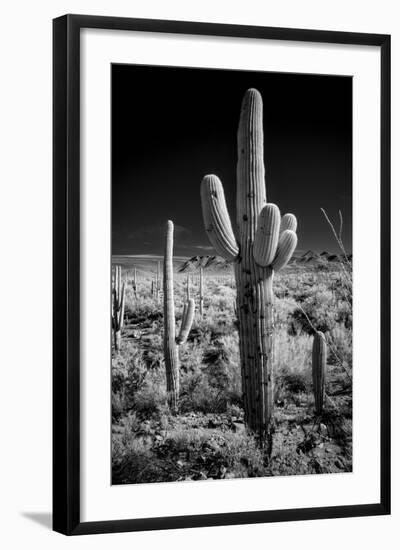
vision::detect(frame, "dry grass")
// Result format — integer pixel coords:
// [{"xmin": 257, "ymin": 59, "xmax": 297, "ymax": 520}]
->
[{"xmin": 112, "ymin": 262, "xmax": 352, "ymax": 484}]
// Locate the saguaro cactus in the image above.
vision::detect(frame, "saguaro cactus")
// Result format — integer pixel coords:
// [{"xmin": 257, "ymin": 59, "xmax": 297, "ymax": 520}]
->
[
  {"xmin": 156, "ymin": 260, "xmax": 161, "ymax": 303},
  {"xmin": 163, "ymin": 220, "xmax": 195, "ymax": 412},
  {"xmin": 112, "ymin": 265, "xmax": 125, "ymax": 352},
  {"xmin": 312, "ymin": 331, "xmax": 326, "ymax": 415},
  {"xmin": 200, "ymin": 88, "xmax": 298, "ymax": 441},
  {"xmin": 199, "ymin": 266, "xmax": 204, "ymax": 316},
  {"xmin": 132, "ymin": 267, "xmax": 137, "ymax": 298}
]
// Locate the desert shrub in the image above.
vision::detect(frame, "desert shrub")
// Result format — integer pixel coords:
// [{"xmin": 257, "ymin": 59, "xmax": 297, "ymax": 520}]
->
[
  {"xmin": 274, "ymin": 296, "xmax": 299, "ymax": 329},
  {"xmin": 162, "ymin": 428, "xmax": 265, "ymax": 479},
  {"xmin": 327, "ymin": 324, "xmax": 352, "ymax": 370},
  {"xmin": 226, "ymin": 403, "xmax": 243, "ymax": 418},
  {"xmin": 291, "ymin": 288, "xmax": 350, "ymax": 335},
  {"xmin": 124, "ymin": 292, "xmax": 162, "ymax": 325},
  {"xmin": 112, "ymin": 392, "xmax": 125, "ymax": 422},
  {"xmin": 133, "ymin": 368, "xmax": 167, "ymax": 417},
  {"xmin": 274, "ymin": 328, "xmax": 312, "ymax": 400},
  {"xmin": 112, "ymin": 436, "xmax": 163, "ymax": 484},
  {"xmin": 164, "ymin": 427, "xmax": 211, "ymax": 452},
  {"xmin": 180, "ymin": 331, "xmax": 241, "ymax": 413},
  {"xmin": 180, "ymin": 374, "xmax": 227, "ymax": 413},
  {"xmin": 217, "ymin": 431, "xmax": 266, "ymax": 477},
  {"xmin": 111, "ymin": 349, "xmax": 148, "ymax": 416},
  {"xmin": 284, "ymin": 373, "xmax": 308, "ymax": 394}
]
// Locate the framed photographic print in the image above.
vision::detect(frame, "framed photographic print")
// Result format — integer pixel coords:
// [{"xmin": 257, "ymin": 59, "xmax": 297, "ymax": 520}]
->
[{"xmin": 53, "ymin": 14, "xmax": 390, "ymax": 535}]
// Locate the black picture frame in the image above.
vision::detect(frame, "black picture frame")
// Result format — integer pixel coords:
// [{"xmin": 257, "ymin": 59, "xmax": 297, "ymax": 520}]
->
[{"xmin": 53, "ymin": 14, "xmax": 391, "ymax": 536}]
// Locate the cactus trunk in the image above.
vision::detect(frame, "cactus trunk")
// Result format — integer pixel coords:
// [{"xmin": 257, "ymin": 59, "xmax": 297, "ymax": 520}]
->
[
  {"xmin": 163, "ymin": 221, "xmax": 179, "ymax": 412},
  {"xmin": 112, "ymin": 265, "xmax": 125, "ymax": 353},
  {"xmin": 235, "ymin": 264, "xmax": 275, "ymax": 438},
  {"xmin": 199, "ymin": 267, "xmax": 204, "ymax": 316},
  {"xmin": 234, "ymin": 90, "xmax": 273, "ymax": 440},
  {"xmin": 312, "ymin": 331, "xmax": 326, "ymax": 415},
  {"xmin": 163, "ymin": 220, "xmax": 195, "ymax": 413}
]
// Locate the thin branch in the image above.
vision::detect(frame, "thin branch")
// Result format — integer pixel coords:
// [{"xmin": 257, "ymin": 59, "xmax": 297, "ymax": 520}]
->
[
  {"xmin": 320, "ymin": 208, "xmax": 352, "ymax": 273},
  {"xmin": 338, "ymin": 210, "xmax": 343, "ymax": 243},
  {"xmin": 296, "ymin": 304, "xmax": 352, "ymax": 382}
]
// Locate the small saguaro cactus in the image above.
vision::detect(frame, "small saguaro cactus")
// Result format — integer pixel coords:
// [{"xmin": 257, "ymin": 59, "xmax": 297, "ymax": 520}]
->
[
  {"xmin": 163, "ymin": 220, "xmax": 195, "ymax": 412},
  {"xmin": 156, "ymin": 260, "xmax": 161, "ymax": 303},
  {"xmin": 132, "ymin": 267, "xmax": 137, "ymax": 298},
  {"xmin": 199, "ymin": 266, "xmax": 204, "ymax": 316},
  {"xmin": 112, "ymin": 265, "xmax": 125, "ymax": 352},
  {"xmin": 312, "ymin": 331, "xmax": 326, "ymax": 415},
  {"xmin": 200, "ymin": 88, "xmax": 298, "ymax": 442}
]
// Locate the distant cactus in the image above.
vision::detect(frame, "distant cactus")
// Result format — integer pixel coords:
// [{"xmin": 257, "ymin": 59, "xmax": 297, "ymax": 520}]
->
[
  {"xmin": 156, "ymin": 261, "xmax": 161, "ymax": 303},
  {"xmin": 312, "ymin": 331, "xmax": 326, "ymax": 415},
  {"xmin": 132, "ymin": 267, "xmax": 137, "ymax": 298},
  {"xmin": 200, "ymin": 89, "xmax": 297, "ymax": 442},
  {"xmin": 112, "ymin": 265, "xmax": 125, "ymax": 352},
  {"xmin": 199, "ymin": 266, "xmax": 204, "ymax": 316},
  {"xmin": 163, "ymin": 220, "xmax": 195, "ymax": 412}
]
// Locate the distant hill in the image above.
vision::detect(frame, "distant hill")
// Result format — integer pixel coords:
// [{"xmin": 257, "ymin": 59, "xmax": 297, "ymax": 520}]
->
[
  {"xmin": 112, "ymin": 250, "xmax": 352, "ymax": 275},
  {"xmin": 294, "ymin": 250, "xmax": 351, "ymax": 266},
  {"xmin": 178, "ymin": 255, "xmax": 231, "ymax": 273},
  {"xmin": 179, "ymin": 250, "xmax": 351, "ymax": 272}
]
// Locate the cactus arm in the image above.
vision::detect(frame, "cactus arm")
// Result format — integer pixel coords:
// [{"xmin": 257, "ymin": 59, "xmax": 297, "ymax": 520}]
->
[
  {"xmin": 186, "ymin": 273, "xmax": 191, "ymax": 300},
  {"xmin": 253, "ymin": 203, "xmax": 281, "ymax": 267},
  {"xmin": 118, "ymin": 281, "xmax": 125, "ymax": 328},
  {"xmin": 180, "ymin": 301, "xmax": 188, "ymax": 329},
  {"xmin": 271, "ymin": 229, "xmax": 298, "ymax": 271},
  {"xmin": 200, "ymin": 174, "xmax": 239, "ymax": 262},
  {"xmin": 312, "ymin": 331, "xmax": 326, "ymax": 414},
  {"xmin": 281, "ymin": 213, "xmax": 297, "ymax": 233},
  {"xmin": 176, "ymin": 298, "xmax": 195, "ymax": 345}
]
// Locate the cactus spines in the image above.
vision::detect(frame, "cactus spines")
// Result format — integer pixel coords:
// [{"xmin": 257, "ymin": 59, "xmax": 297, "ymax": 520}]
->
[
  {"xmin": 200, "ymin": 88, "xmax": 297, "ymax": 442},
  {"xmin": 112, "ymin": 265, "xmax": 125, "ymax": 352},
  {"xmin": 281, "ymin": 213, "xmax": 297, "ymax": 233},
  {"xmin": 200, "ymin": 175, "xmax": 239, "ymax": 262},
  {"xmin": 163, "ymin": 220, "xmax": 195, "ymax": 412},
  {"xmin": 312, "ymin": 331, "xmax": 326, "ymax": 415}
]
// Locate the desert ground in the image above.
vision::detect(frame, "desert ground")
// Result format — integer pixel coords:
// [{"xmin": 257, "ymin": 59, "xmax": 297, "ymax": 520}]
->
[{"xmin": 111, "ymin": 252, "xmax": 352, "ymax": 484}]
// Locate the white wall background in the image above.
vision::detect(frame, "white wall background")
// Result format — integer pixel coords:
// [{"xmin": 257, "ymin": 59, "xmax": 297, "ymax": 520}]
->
[{"xmin": 0, "ymin": 0, "xmax": 398, "ymax": 548}]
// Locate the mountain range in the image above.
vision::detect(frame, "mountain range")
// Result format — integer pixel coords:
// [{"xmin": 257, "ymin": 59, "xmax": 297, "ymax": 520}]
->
[{"xmin": 178, "ymin": 251, "xmax": 352, "ymax": 272}]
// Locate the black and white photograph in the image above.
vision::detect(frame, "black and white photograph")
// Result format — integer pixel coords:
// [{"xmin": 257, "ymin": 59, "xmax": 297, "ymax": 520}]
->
[{"xmin": 111, "ymin": 64, "xmax": 353, "ymax": 485}]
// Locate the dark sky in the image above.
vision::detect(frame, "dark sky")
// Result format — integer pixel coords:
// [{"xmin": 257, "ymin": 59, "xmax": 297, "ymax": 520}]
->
[{"xmin": 112, "ymin": 64, "xmax": 352, "ymax": 257}]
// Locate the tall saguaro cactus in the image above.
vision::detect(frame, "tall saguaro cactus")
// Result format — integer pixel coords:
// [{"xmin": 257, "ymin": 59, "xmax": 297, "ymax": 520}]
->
[
  {"xmin": 200, "ymin": 89, "xmax": 298, "ymax": 441},
  {"xmin": 163, "ymin": 220, "xmax": 195, "ymax": 412},
  {"xmin": 112, "ymin": 265, "xmax": 125, "ymax": 352},
  {"xmin": 312, "ymin": 331, "xmax": 326, "ymax": 415}
]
